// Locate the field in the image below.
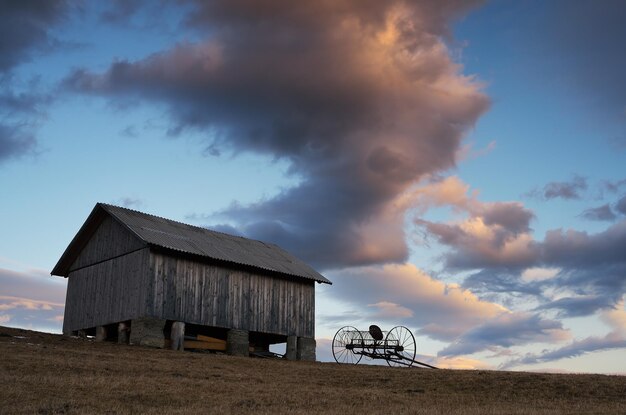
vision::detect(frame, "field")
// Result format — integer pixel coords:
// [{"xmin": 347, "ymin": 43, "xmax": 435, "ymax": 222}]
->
[{"xmin": 1, "ymin": 326, "xmax": 625, "ymax": 414}]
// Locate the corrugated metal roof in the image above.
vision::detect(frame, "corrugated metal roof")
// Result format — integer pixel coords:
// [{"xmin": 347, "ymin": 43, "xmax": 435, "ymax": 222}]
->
[{"xmin": 52, "ymin": 203, "xmax": 331, "ymax": 284}]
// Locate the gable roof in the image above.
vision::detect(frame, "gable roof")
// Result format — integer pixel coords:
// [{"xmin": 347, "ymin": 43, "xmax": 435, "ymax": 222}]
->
[{"xmin": 51, "ymin": 203, "xmax": 331, "ymax": 284}]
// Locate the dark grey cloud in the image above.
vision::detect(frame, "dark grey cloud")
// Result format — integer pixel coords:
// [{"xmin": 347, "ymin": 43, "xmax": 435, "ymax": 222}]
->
[
  {"xmin": 0, "ymin": 1, "xmax": 68, "ymax": 164},
  {"xmin": 438, "ymin": 312, "xmax": 569, "ymax": 357},
  {"xmin": 99, "ymin": 0, "xmax": 146, "ymax": 23},
  {"xmin": 542, "ymin": 221, "xmax": 626, "ymax": 268},
  {"xmin": 0, "ymin": 85, "xmax": 50, "ymax": 163},
  {"xmin": 541, "ymin": 176, "xmax": 587, "ymax": 200},
  {"xmin": 602, "ymin": 179, "xmax": 626, "ymax": 195},
  {"xmin": 480, "ymin": 202, "xmax": 534, "ymax": 235},
  {"xmin": 534, "ymin": 296, "xmax": 613, "ymax": 318},
  {"xmin": 580, "ymin": 204, "xmax": 616, "ymax": 222},
  {"xmin": 462, "ymin": 268, "xmax": 543, "ymax": 298},
  {"xmin": 0, "ymin": 0, "xmax": 68, "ymax": 73},
  {"xmin": 63, "ymin": 0, "xmax": 488, "ymax": 270},
  {"xmin": 616, "ymin": 195, "xmax": 626, "ymax": 216},
  {"xmin": 0, "ymin": 125, "xmax": 36, "ymax": 161}
]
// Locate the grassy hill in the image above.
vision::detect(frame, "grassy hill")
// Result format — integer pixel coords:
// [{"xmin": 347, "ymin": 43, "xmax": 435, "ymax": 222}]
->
[{"xmin": 1, "ymin": 326, "xmax": 625, "ymax": 414}]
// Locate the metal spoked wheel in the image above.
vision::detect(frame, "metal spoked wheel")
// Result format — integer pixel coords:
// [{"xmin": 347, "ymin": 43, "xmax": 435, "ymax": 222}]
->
[
  {"xmin": 384, "ymin": 326, "xmax": 416, "ymax": 367},
  {"xmin": 332, "ymin": 326, "xmax": 364, "ymax": 364}
]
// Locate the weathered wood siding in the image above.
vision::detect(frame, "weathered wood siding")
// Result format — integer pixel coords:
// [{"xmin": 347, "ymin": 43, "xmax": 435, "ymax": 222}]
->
[
  {"xmin": 63, "ymin": 248, "xmax": 150, "ymax": 334},
  {"xmin": 69, "ymin": 215, "xmax": 145, "ymax": 272},
  {"xmin": 149, "ymin": 252, "xmax": 315, "ymax": 338}
]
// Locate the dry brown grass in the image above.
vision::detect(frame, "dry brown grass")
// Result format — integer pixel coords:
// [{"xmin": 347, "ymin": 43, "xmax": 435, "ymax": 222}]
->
[{"xmin": 1, "ymin": 326, "xmax": 625, "ymax": 414}]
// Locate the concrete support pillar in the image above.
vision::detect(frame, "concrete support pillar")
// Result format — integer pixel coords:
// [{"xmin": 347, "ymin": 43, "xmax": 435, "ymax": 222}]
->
[
  {"xmin": 285, "ymin": 335, "xmax": 297, "ymax": 360},
  {"xmin": 95, "ymin": 326, "xmax": 107, "ymax": 342},
  {"xmin": 118, "ymin": 322, "xmax": 130, "ymax": 345},
  {"xmin": 226, "ymin": 329, "xmax": 249, "ymax": 356},
  {"xmin": 297, "ymin": 337, "xmax": 316, "ymax": 362},
  {"xmin": 129, "ymin": 317, "xmax": 166, "ymax": 348},
  {"xmin": 170, "ymin": 321, "xmax": 185, "ymax": 351}
]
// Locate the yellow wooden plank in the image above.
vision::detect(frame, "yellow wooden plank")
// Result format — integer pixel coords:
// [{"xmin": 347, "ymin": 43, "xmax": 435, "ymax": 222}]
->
[
  {"xmin": 184, "ymin": 340, "xmax": 227, "ymax": 351},
  {"xmin": 196, "ymin": 335, "xmax": 226, "ymax": 344}
]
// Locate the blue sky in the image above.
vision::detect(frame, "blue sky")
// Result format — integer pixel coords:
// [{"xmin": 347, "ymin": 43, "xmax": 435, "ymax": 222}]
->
[{"xmin": 1, "ymin": 1, "xmax": 625, "ymax": 373}]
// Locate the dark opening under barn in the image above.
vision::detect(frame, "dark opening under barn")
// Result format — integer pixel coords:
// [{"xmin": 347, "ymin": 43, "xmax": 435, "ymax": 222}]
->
[{"xmin": 51, "ymin": 203, "xmax": 331, "ymax": 360}]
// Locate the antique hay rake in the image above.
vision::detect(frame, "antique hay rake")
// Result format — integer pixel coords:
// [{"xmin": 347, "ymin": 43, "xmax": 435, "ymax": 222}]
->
[{"xmin": 332, "ymin": 325, "xmax": 437, "ymax": 368}]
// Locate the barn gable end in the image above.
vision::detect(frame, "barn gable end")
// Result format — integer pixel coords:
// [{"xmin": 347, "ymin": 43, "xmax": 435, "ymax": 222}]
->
[{"xmin": 69, "ymin": 215, "xmax": 146, "ymax": 272}]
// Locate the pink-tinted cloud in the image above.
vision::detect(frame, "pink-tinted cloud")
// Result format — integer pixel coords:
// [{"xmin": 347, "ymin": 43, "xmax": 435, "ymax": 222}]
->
[
  {"xmin": 413, "ymin": 177, "xmax": 626, "ymax": 316},
  {"xmin": 327, "ymin": 263, "xmax": 508, "ymax": 341},
  {"xmin": 64, "ymin": 0, "xmax": 489, "ymax": 270},
  {"xmin": 0, "ymin": 267, "xmax": 66, "ymax": 332}
]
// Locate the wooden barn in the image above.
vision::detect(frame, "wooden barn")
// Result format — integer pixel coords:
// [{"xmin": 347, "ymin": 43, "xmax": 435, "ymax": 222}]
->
[{"xmin": 51, "ymin": 203, "xmax": 331, "ymax": 360}]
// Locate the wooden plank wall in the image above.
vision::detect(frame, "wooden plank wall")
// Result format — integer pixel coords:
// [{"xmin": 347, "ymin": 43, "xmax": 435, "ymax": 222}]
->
[
  {"xmin": 63, "ymin": 248, "xmax": 150, "ymax": 334},
  {"xmin": 69, "ymin": 215, "xmax": 145, "ymax": 272},
  {"xmin": 150, "ymin": 252, "xmax": 315, "ymax": 338}
]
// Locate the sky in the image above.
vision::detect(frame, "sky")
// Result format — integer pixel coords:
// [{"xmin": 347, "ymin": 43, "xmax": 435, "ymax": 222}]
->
[{"xmin": 1, "ymin": 0, "xmax": 625, "ymax": 373}]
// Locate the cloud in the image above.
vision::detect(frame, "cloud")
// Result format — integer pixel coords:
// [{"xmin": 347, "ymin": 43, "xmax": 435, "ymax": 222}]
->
[
  {"xmin": 415, "ymin": 177, "xmax": 626, "ymax": 317},
  {"xmin": 112, "ymin": 197, "xmax": 143, "ymax": 208},
  {"xmin": 501, "ymin": 301, "xmax": 626, "ymax": 369},
  {"xmin": 327, "ymin": 263, "xmax": 508, "ymax": 342},
  {"xmin": 580, "ymin": 204, "xmax": 616, "ymax": 222},
  {"xmin": 526, "ymin": 176, "xmax": 588, "ymax": 201},
  {"xmin": 534, "ymin": 296, "xmax": 613, "ymax": 318},
  {"xmin": 439, "ymin": 312, "xmax": 570, "ymax": 357},
  {"xmin": 367, "ymin": 301, "xmax": 414, "ymax": 319},
  {"xmin": 602, "ymin": 179, "xmax": 626, "ymax": 195},
  {"xmin": 501, "ymin": 333, "xmax": 626, "ymax": 370},
  {"xmin": 432, "ymin": 355, "xmax": 492, "ymax": 370},
  {"xmin": 0, "ymin": 267, "xmax": 66, "ymax": 304},
  {"xmin": 0, "ymin": 2, "xmax": 68, "ymax": 164},
  {"xmin": 0, "ymin": 124, "xmax": 37, "ymax": 161},
  {"xmin": 616, "ymin": 195, "xmax": 626, "ymax": 215},
  {"xmin": 0, "ymin": 267, "xmax": 66, "ymax": 332},
  {"xmin": 99, "ymin": 0, "xmax": 146, "ymax": 24},
  {"xmin": 415, "ymin": 185, "xmax": 538, "ymax": 269},
  {"xmin": 63, "ymin": 0, "xmax": 488, "ymax": 270},
  {"xmin": 0, "ymin": 1, "xmax": 68, "ymax": 72}
]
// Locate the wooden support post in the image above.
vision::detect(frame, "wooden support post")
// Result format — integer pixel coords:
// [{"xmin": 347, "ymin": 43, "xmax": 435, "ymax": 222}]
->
[
  {"xmin": 118, "ymin": 322, "xmax": 129, "ymax": 344},
  {"xmin": 95, "ymin": 326, "xmax": 107, "ymax": 342},
  {"xmin": 170, "ymin": 321, "xmax": 185, "ymax": 351},
  {"xmin": 285, "ymin": 335, "xmax": 297, "ymax": 360}
]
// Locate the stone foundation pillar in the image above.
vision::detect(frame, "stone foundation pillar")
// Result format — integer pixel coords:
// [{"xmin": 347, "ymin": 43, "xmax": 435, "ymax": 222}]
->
[
  {"xmin": 118, "ymin": 322, "xmax": 130, "ymax": 345},
  {"xmin": 170, "ymin": 321, "xmax": 185, "ymax": 351},
  {"xmin": 95, "ymin": 326, "xmax": 107, "ymax": 342},
  {"xmin": 285, "ymin": 335, "xmax": 297, "ymax": 360},
  {"xmin": 129, "ymin": 317, "xmax": 166, "ymax": 348},
  {"xmin": 227, "ymin": 329, "xmax": 249, "ymax": 356},
  {"xmin": 297, "ymin": 337, "xmax": 316, "ymax": 361}
]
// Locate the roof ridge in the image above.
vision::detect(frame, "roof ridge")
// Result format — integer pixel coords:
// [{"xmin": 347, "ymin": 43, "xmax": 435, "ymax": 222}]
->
[{"xmin": 98, "ymin": 202, "xmax": 269, "ymax": 245}]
